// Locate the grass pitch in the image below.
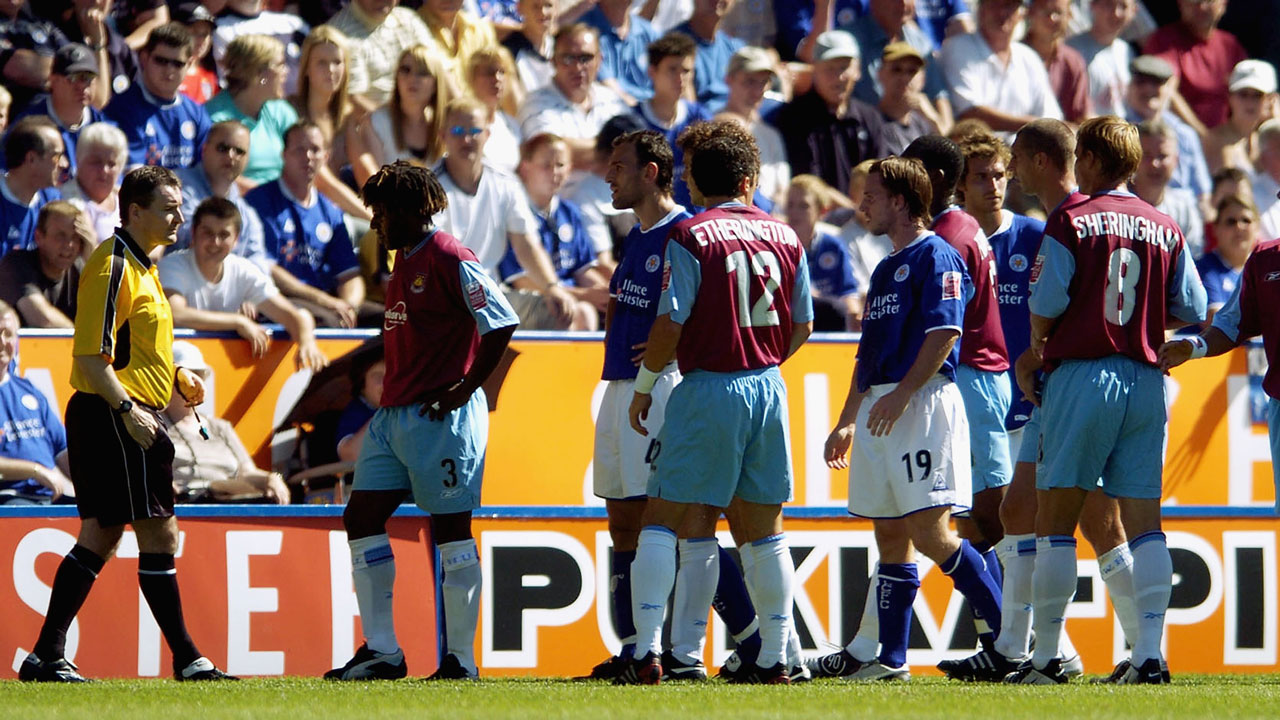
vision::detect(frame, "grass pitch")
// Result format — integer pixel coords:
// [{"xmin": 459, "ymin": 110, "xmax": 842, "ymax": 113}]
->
[{"xmin": 4, "ymin": 676, "xmax": 1280, "ymax": 720}]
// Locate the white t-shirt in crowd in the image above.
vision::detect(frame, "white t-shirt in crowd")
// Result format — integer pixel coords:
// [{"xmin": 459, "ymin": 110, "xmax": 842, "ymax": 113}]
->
[
  {"xmin": 940, "ymin": 32, "xmax": 1063, "ymax": 139},
  {"xmin": 432, "ymin": 160, "xmax": 539, "ymax": 273},
  {"xmin": 158, "ymin": 249, "xmax": 279, "ymax": 313},
  {"xmin": 484, "ymin": 111, "xmax": 522, "ymax": 175}
]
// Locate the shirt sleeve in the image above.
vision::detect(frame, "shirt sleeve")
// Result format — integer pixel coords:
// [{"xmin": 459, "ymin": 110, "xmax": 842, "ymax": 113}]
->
[
  {"xmin": 240, "ymin": 259, "xmax": 278, "ymax": 306},
  {"xmin": 923, "ymin": 246, "xmax": 966, "ymax": 333},
  {"xmin": 72, "ymin": 250, "xmax": 129, "ymax": 360},
  {"xmin": 325, "ymin": 212, "xmax": 360, "ymax": 278},
  {"xmin": 791, "ymin": 253, "xmax": 815, "ymax": 323},
  {"xmin": 657, "ymin": 239, "xmax": 701, "ymax": 324},
  {"xmin": 1027, "ymin": 234, "xmax": 1076, "ymax": 319},
  {"xmin": 506, "ymin": 191, "xmax": 540, "ymax": 237},
  {"xmin": 458, "ymin": 259, "xmax": 519, "ymax": 334},
  {"xmin": 1167, "ymin": 240, "xmax": 1208, "ymax": 326},
  {"xmin": 1209, "ymin": 274, "xmax": 1246, "ymax": 343}
]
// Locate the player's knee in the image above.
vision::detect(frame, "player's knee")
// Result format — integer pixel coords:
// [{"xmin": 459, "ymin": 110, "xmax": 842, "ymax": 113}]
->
[
  {"xmin": 1079, "ymin": 497, "xmax": 1125, "ymax": 553},
  {"xmin": 77, "ymin": 520, "xmax": 124, "ymax": 559}
]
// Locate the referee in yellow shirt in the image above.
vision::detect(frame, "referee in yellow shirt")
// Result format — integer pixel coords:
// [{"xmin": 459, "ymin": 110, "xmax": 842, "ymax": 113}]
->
[{"xmin": 20, "ymin": 167, "xmax": 235, "ymax": 683}]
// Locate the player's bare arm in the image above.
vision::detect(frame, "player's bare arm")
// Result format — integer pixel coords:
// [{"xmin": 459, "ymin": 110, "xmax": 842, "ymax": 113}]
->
[
  {"xmin": 1158, "ymin": 327, "xmax": 1237, "ymax": 372},
  {"xmin": 785, "ymin": 321, "xmax": 814, "ymax": 360},
  {"xmin": 1014, "ymin": 347, "xmax": 1043, "ymax": 407},
  {"xmin": 418, "ymin": 325, "xmax": 517, "ymax": 421},
  {"xmin": 628, "ymin": 314, "xmax": 683, "ymax": 436},
  {"xmin": 867, "ymin": 328, "xmax": 960, "ymax": 438},
  {"xmin": 825, "ymin": 383, "xmax": 869, "ymax": 470}
]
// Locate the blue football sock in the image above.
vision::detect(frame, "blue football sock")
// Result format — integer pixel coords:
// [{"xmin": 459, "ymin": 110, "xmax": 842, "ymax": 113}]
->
[
  {"xmin": 612, "ymin": 549, "xmax": 636, "ymax": 658},
  {"xmin": 877, "ymin": 563, "xmax": 919, "ymax": 668},
  {"xmin": 942, "ymin": 540, "xmax": 1003, "ymax": 646},
  {"xmin": 982, "ymin": 547, "xmax": 1003, "ymax": 592}
]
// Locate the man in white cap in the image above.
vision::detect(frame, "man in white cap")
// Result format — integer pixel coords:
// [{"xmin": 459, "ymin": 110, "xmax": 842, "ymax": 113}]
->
[
  {"xmin": 1123, "ymin": 54, "xmax": 1212, "ymax": 205},
  {"xmin": 771, "ymin": 29, "xmax": 880, "ymax": 194}
]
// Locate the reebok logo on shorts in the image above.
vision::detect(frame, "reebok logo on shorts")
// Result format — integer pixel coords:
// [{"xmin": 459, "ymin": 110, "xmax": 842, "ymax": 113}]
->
[
  {"xmin": 465, "ymin": 280, "xmax": 488, "ymax": 310},
  {"xmin": 941, "ymin": 271, "xmax": 962, "ymax": 300}
]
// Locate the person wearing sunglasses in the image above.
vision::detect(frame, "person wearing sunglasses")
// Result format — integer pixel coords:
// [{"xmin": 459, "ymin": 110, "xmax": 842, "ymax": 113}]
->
[
  {"xmin": 104, "ymin": 23, "xmax": 211, "ymax": 171},
  {"xmin": 10, "ymin": 44, "xmax": 108, "ymax": 180}
]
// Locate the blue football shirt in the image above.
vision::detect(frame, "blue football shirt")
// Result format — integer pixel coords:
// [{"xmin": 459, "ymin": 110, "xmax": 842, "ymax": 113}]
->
[
  {"xmin": 245, "ymin": 180, "xmax": 358, "ymax": 294},
  {"xmin": 0, "ymin": 179, "xmax": 60, "ymax": 258},
  {"xmin": 988, "ymin": 210, "xmax": 1045, "ymax": 428},
  {"xmin": 0, "ymin": 373, "xmax": 66, "ymax": 497},
  {"xmin": 497, "ymin": 197, "xmax": 598, "ymax": 285},
  {"xmin": 104, "ymin": 80, "xmax": 211, "ymax": 169},
  {"xmin": 808, "ymin": 232, "xmax": 859, "ymax": 299}
]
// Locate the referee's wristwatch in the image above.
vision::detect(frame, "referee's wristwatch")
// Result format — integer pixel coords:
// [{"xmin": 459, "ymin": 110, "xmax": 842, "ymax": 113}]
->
[{"xmin": 114, "ymin": 399, "xmax": 134, "ymax": 415}]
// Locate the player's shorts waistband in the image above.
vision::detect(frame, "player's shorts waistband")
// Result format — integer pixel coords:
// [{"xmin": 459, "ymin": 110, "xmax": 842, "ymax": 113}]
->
[
  {"xmin": 681, "ymin": 365, "xmax": 782, "ymax": 382},
  {"xmin": 70, "ymin": 390, "xmax": 162, "ymax": 413},
  {"xmin": 867, "ymin": 373, "xmax": 950, "ymax": 399}
]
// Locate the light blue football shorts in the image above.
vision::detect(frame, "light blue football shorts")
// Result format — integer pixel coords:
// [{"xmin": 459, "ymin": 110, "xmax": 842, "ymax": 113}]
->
[
  {"xmin": 1270, "ymin": 398, "xmax": 1280, "ymax": 512},
  {"xmin": 1014, "ymin": 408, "xmax": 1041, "ymax": 466},
  {"xmin": 956, "ymin": 364, "xmax": 1013, "ymax": 494},
  {"xmin": 647, "ymin": 366, "xmax": 793, "ymax": 508},
  {"xmin": 352, "ymin": 389, "xmax": 488, "ymax": 514},
  {"xmin": 1038, "ymin": 356, "xmax": 1166, "ymax": 499}
]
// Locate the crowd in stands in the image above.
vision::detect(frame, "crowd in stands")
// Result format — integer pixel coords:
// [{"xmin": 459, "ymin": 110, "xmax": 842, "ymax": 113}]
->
[{"xmin": 1, "ymin": 0, "xmax": 1278, "ymax": 504}]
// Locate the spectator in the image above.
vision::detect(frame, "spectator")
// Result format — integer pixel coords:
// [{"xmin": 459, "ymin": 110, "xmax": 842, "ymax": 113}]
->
[
  {"xmin": 1133, "ymin": 118, "xmax": 1205, "ymax": 257},
  {"xmin": 1205, "ymin": 165, "xmax": 1252, "ymax": 251},
  {"xmin": 288, "ymin": 25, "xmax": 374, "ymax": 222},
  {"xmin": 163, "ymin": 340, "xmax": 291, "ymax": 504},
  {"xmin": 1254, "ymin": 120, "xmax": 1280, "ymax": 240},
  {"xmin": 433, "ymin": 97, "xmax": 578, "ymax": 327},
  {"xmin": 246, "ymin": 122, "xmax": 368, "ymax": 328},
  {"xmin": 0, "ymin": 300, "xmax": 75, "ymax": 504},
  {"xmin": 1124, "ymin": 54, "xmax": 1213, "ymax": 205},
  {"xmin": 632, "ymin": 32, "xmax": 712, "ymax": 208},
  {"xmin": 560, "ymin": 113, "xmax": 647, "ymax": 270},
  {"xmin": 350, "ymin": 45, "xmax": 450, "ymax": 188},
  {"xmin": 871, "ymin": 41, "xmax": 944, "ymax": 155},
  {"xmin": 502, "ymin": 0, "xmax": 556, "ymax": 94},
  {"xmin": 59, "ymin": 122, "xmax": 126, "ymax": 244},
  {"xmin": 786, "ymin": 174, "xmax": 861, "ymax": 331},
  {"xmin": 1, "ymin": 117, "xmax": 65, "ymax": 257},
  {"xmin": 174, "ymin": 3, "xmax": 219, "ymax": 105},
  {"xmin": 836, "ymin": 158, "xmax": 892, "ymax": 292},
  {"xmin": 582, "ymin": 0, "xmax": 661, "ymax": 104},
  {"xmin": 0, "ymin": 85, "xmax": 10, "ymax": 135},
  {"xmin": 206, "ymin": 34, "xmax": 298, "ymax": 186},
  {"xmin": 211, "ymin": 0, "xmax": 309, "ymax": 97},
  {"xmin": 913, "ymin": 0, "xmax": 975, "ymax": 48},
  {"xmin": 335, "ymin": 355, "xmax": 384, "ymax": 463},
  {"xmin": 721, "ymin": 0, "xmax": 778, "ymax": 50},
  {"xmin": 172, "ymin": 120, "xmax": 271, "ymax": 271},
  {"xmin": 418, "ymin": 0, "xmax": 497, "ymax": 88},
  {"xmin": 774, "ymin": 0, "xmax": 846, "ymax": 62},
  {"xmin": 329, "ymin": 0, "xmax": 437, "ymax": 109},
  {"xmin": 1205, "ymin": 60, "xmax": 1279, "ymax": 175},
  {"xmin": 104, "ymin": 23, "xmax": 212, "ymax": 170},
  {"xmin": 41, "ymin": 0, "xmax": 131, "ymax": 108},
  {"xmin": 773, "ymin": 30, "xmax": 879, "ymax": 194},
  {"xmin": 501, "ymin": 133, "xmax": 610, "ymax": 330},
  {"xmin": 518, "ymin": 24, "xmax": 629, "ymax": 172},
  {"xmin": 1197, "ymin": 194, "xmax": 1260, "ymax": 322},
  {"xmin": 0, "ymin": 0, "xmax": 72, "ymax": 111},
  {"xmin": 0, "ymin": 201, "xmax": 86, "ymax": 328},
  {"xmin": 160, "ymin": 197, "xmax": 328, "ymax": 370},
  {"xmin": 1143, "ymin": 0, "xmax": 1246, "ymax": 136},
  {"xmin": 672, "ymin": 0, "xmax": 745, "ymax": 111},
  {"xmin": 107, "ymin": 0, "xmax": 170, "ymax": 51},
  {"xmin": 721, "ymin": 47, "xmax": 789, "ymax": 210},
  {"xmin": 847, "ymin": 0, "xmax": 951, "ymax": 126},
  {"xmin": 469, "ymin": 46, "xmax": 523, "ymax": 175},
  {"xmin": 1024, "ymin": 0, "xmax": 1092, "ymax": 123},
  {"xmin": 11, "ymin": 44, "xmax": 109, "ymax": 180},
  {"xmin": 1067, "ymin": 0, "xmax": 1138, "ymax": 118},
  {"xmin": 939, "ymin": 0, "xmax": 1062, "ymax": 136}
]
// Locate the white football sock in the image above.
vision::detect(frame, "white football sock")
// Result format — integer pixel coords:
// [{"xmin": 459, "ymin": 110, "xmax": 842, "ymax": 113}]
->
[
  {"xmin": 994, "ymin": 534, "xmax": 1034, "ymax": 660},
  {"xmin": 845, "ymin": 564, "xmax": 879, "ymax": 662},
  {"xmin": 1130, "ymin": 533, "xmax": 1172, "ymax": 665},
  {"xmin": 671, "ymin": 538, "xmax": 719, "ymax": 664},
  {"xmin": 733, "ymin": 543, "xmax": 761, "ymax": 643},
  {"xmin": 349, "ymin": 534, "xmax": 398, "ymax": 655},
  {"xmin": 1097, "ymin": 542, "xmax": 1139, "ymax": 648},
  {"xmin": 439, "ymin": 539, "xmax": 482, "ymax": 674},
  {"xmin": 1030, "ymin": 536, "xmax": 1077, "ymax": 670},
  {"xmin": 743, "ymin": 534, "xmax": 793, "ymax": 669},
  {"xmin": 631, "ymin": 527, "xmax": 678, "ymax": 659}
]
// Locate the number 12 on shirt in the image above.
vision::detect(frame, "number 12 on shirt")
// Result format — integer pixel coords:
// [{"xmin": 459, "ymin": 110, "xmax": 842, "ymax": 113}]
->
[{"xmin": 726, "ymin": 249, "xmax": 781, "ymax": 328}]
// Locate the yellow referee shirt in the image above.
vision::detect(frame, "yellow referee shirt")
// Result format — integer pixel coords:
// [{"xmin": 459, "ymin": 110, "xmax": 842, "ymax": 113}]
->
[{"xmin": 70, "ymin": 231, "xmax": 174, "ymax": 409}]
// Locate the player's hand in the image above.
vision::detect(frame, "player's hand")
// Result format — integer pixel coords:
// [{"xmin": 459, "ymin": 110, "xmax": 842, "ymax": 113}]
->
[
  {"xmin": 34, "ymin": 466, "xmax": 75, "ymax": 501},
  {"xmin": 122, "ymin": 405, "xmax": 160, "ymax": 449},
  {"xmin": 235, "ymin": 316, "xmax": 271, "ymax": 358},
  {"xmin": 628, "ymin": 391, "xmax": 652, "ymax": 436},
  {"xmin": 295, "ymin": 341, "xmax": 329, "ymax": 371},
  {"xmin": 175, "ymin": 367, "xmax": 205, "ymax": 406},
  {"xmin": 866, "ymin": 389, "xmax": 909, "ymax": 437},
  {"xmin": 545, "ymin": 284, "xmax": 576, "ymax": 323},
  {"xmin": 1014, "ymin": 347, "xmax": 1042, "ymax": 407},
  {"xmin": 630, "ymin": 341, "xmax": 647, "ymax": 366},
  {"xmin": 239, "ymin": 301, "xmax": 258, "ymax": 320},
  {"xmin": 824, "ymin": 425, "xmax": 855, "ymax": 469},
  {"xmin": 418, "ymin": 381, "xmax": 472, "ymax": 421},
  {"xmin": 1158, "ymin": 338, "xmax": 1194, "ymax": 372}
]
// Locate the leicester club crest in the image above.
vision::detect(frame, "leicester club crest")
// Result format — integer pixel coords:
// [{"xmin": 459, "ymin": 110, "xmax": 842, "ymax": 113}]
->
[
  {"xmin": 894, "ymin": 264, "xmax": 910, "ymax": 282},
  {"xmin": 1010, "ymin": 253, "xmax": 1028, "ymax": 272}
]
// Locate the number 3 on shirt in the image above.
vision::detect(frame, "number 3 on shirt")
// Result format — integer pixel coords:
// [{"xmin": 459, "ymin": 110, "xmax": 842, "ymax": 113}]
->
[
  {"xmin": 725, "ymin": 250, "xmax": 781, "ymax": 328},
  {"xmin": 1104, "ymin": 248, "xmax": 1140, "ymax": 326}
]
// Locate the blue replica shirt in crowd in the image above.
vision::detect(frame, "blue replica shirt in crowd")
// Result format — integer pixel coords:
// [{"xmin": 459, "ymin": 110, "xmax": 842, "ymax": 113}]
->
[
  {"xmin": 633, "ymin": 99, "xmax": 713, "ymax": 208},
  {"xmin": 670, "ymin": 22, "xmax": 744, "ymax": 112},
  {"xmin": 0, "ymin": 179, "xmax": 61, "ymax": 258},
  {"xmin": 912, "ymin": 0, "xmax": 970, "ymax": 49},
  {"xmin": 0, "ymin": 373, "xmax": 67, "ymax": 497},
  {"xmin": 1195, "ymin": 250, "xmax": 1241, "ymax": 309},
  {"xmin": 855, "ymin": 232, "xmax": 969, "ymax": 392},
  {"xmin": 10, "ymin": 95, "xmax": 110, "ymax": 177},
  {"xmin": 581, "ymin": 6, "xmax": 660, "ymax": 101},
  {"xmin": 808, "ymin": 232, "xmax": 859, "ymax": 299},
  {"xmin": 335, "ymin": 397, "xmax": 376, "ymax": 444},
  {"xmin": 601, "ymin": 206, "xmax": 691, "ymax": 381},
  {"xmin": 988, "ymin": 210, "xmax": 1045, "ymax": 429},
  {"xmin": 245, "ymin": 179, "xmax": 358, "ymax": 294},
  {"xmin": 776, "ymin": 0, "xmax": 863, "ymax": 60},
  {"xmin": 104, "ymin": 80, "xmax": 211, "ymax": 169},
  {"xmin": 497, "ymin": 197, "xmax": 598, "ymax": 285}
]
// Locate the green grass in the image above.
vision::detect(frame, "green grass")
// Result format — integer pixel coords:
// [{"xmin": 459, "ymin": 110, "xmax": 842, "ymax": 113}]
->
[{"xmin": 3, "ymin": 676, "xmax": 1280, "ymax": 720}]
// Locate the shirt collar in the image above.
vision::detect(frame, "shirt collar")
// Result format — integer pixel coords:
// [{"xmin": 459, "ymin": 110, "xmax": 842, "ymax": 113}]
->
[
  {"xmin": 137, "ymin": 77, "xmax": 181, "ymax": 108},
  {"xmin": 0, "ymin": 175, "xmax": 35, "ymax": 207},
  {"xmin": 640, "ymin": 204, "xmax": 688, "ymax": 233},
  {"xmin": 115, "ymin": 228, "xmax": 152, "ymax": 269},
  {"xmin": 277, "ymin": 178, "xmax": 316, "ymax": 207},
  {"xmin": 402, "ymin": 228, "xmax": 439, "ymax": 257}
]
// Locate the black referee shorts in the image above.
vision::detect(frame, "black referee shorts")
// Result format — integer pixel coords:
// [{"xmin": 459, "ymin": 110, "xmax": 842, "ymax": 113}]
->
[{"xmin": 65, "ymin": 392, "xmax": 176, "ymax": 527}]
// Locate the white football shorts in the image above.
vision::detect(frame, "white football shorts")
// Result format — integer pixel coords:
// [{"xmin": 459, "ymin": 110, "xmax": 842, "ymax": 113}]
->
[{"xmin": 593, "ymin": 366, "xmax": 680, "ymax": 500}]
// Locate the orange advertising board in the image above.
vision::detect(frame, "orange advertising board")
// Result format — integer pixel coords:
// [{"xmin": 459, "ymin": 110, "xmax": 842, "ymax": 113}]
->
[{"xmin": 10, "ymin": 332, "xmax": 1276, "ymax": 508}]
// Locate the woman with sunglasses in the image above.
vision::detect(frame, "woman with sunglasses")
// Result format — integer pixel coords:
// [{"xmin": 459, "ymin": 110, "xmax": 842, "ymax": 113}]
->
[
  {"xmin": 205, "ymin": 34, "xmax": 297, "ymax": 187},
  {"xmin": 349, "ymin": 45, "xmax": 450, "ymax": 187},
  {"xmin": 1198, "ymin": 194, "xmax": 1262, "ymax": 325}
]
